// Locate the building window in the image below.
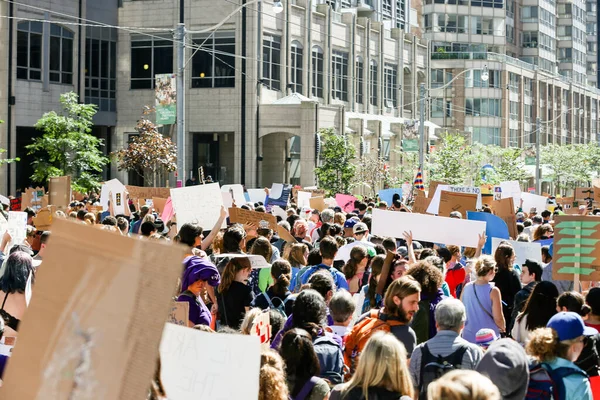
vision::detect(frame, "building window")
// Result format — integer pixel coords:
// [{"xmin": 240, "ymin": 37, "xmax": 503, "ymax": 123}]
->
[
  {"xmin": 370, "ymin": 59, "xmax": 378, "ymax": 106},
  {"xmin": 465, "ymin": 98, "xmax": 502, "ymax": 117},
  {"xmin": 509, "ymin": 129, "xmax": 519, "ymax": 147},
  {"xmin": 356, "ymin": 56, "xmax": 364, "ymax": 104},
  {"xmin": 382, "ymin": 0, "xmax": 392, "ymax": 18},
  {"xmin": 396, "ymin": 0, "xmax": 406, "ymax": 28},
  {"xmin": 470, "ymin": 127, "xmax": 501, "ymax": 145},
  {"xmin": 263, "ymin": 35, "xmax": 281, "ymax": 91},
  {"xmin": 17, "ymin": 21, "xmax": 42, "ymax": 81},
  {"xmin": 49, "ymin": 24, "xmax": 74, "ymax": 84},
  {"xmin": 85, "ymin": 27, "xmax": 117, "ymax": 112},
  {"xmin": 431, "ymin": 98, "xmax": 444, "ymax": 117},
  {"xmin": 131, "ymin": 34, "xmax": 173, "ymax": 89},
  {"xmin": 465, "ymin": 69, "xmax": 501, "ymax": 88},
  {"xmin": 384, "ymin": 64, "xmax": 397, "ymax": 107},
  {"xmin": 290, "ymin": 41, "xmax": 303, "ymax": 93},
  {"xmin": 191, "ymin": 31, "xmax": 235, "ymax": 88},
  {"xmin": 509, "ymin": 101, "xmax": 519, "ymax": 120},
  {"xmin": 312, "ymin": 46, "xmax": 324, "ymax": 98},
  {"xmin": 331, "ymin": 50, "xmax": 349, "ymax": 101},
  {"xmin": 446, "ymin": 101, "xmax": 452, "ymax": 117},
  {"xmin": 431, "ymin": 69, "xmax": 445, "ymax": 88}
]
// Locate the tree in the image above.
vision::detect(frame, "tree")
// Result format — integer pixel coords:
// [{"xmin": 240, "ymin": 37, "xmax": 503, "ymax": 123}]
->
[
  {"xmin": 352, "ymin": 154, "xmax": 387, "ymax": 198},
  {"xmin": 27, "ymin": 92, "xmax": 108, "ymax": 193},
  {"xmin": 427, "ymin": 132, "xmax": 471, "ymax": 185},
  {"xmin": 540, "ymin": 144, "xmax": 586, "ymax": 193},
  {"xmin": 113, "ymin": 107, "xmax": 177, "ymax": 186},
  {"xmin": 393, "ymin": 148, "xmax": 420, "ymax": 187},
  {"xmin": 493, "ymin": 147, "xmax": 530, "ymax": 184},
  {"xmin": 315, "ymin": 128, "xmax": 356, "ymax": 196}
]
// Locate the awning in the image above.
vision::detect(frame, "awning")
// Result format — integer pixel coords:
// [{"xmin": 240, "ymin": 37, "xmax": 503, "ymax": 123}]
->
[{"xmin": 345, "ymin": 111, "xmax": 439, "ymax": 140}]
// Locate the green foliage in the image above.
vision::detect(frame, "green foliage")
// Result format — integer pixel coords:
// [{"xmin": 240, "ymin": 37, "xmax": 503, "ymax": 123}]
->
[
  {"xmin": 427, "ymin": 132, "xmax": 470, "ymax": 185},
  {"xmin": 469, "ymin": 144, "xmax": 529, "ymax": 185},
  {"xmin": 27, "ymin": 92, "xmax": 108, "ymax": 193},
  {"xmin": 541, "ymin": 143, "xmax": 600, "ymax": 193},
  {"xmin": 315, "ymin": 128, "xmax": 356, "ymax": 196},
  {"xmin": 352, "ymin": 154, "xmax": 387, "ymax": 198},
  {"xmin": 393, "ymin": 149, "xmax": 420, "ymax": 186}
]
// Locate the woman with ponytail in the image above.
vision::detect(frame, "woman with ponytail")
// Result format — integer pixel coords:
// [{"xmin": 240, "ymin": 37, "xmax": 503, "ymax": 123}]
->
[
  {"xmin": 252, "ymin": 260, "xmax": 295, "ymax": 317},
  {"xmin": 359, "ymin": 255, "xmax": 385, "ymax": 314},
  {"xmin": 343, "ymin": 245, "xmax": 369, "ymax": 294},
  {"xmin": 217, "ymin": 257, "xmax": 254, "ymax": 330}
]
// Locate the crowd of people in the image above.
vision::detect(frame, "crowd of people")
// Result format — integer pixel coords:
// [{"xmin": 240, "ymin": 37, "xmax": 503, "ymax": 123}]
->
[{"xmin": 1, "ymin": 189, "xmax": 600, "ymax": 399}]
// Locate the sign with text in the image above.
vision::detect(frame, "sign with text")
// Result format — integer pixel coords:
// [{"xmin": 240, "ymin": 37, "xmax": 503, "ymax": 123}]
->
[
  {"xmin": 101, "ymin": 179, "xmax": 127, "ymax": 214},
  {"xmin": 170, "ymin": 183, "xmax": 225, "ymax": 229},
  {"xmin": 427, "ymin": 185, "xmax": 482, "ymax": 214},
  {"xmin": 412, "ymin": 195, "xmax": 432, "ymax": 214},
  {"xmin": 125, "ymin": 185, "xmax": 171, "ymax": 204},
  {"xmin": 229, "ymin": 207, "xmax": 278, "ymax": 231},
  {"xmin": 167, "ymin": 301, "xmax": 189, "ymax": 327},
  {"xmin": 155, "ymin": 73, "xmax": 176, "ymax": 125},
  {"xmin": 336, "ymin": 194, "xmax": 357, "ymax": 213},
  {"xmin": 491, "ymin": 238, "xmax": 542, "ymax": 266},
  {"xmin": 500, "ymin": 181, "xmax": 522, "ymax": 205},
  {"xmin": 438, "ymin": 191, "xmax": 478, "ymax": 217}
]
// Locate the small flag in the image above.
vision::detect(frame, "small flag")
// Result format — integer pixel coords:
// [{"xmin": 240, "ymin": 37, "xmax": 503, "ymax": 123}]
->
[{"xmin": 414, "ymin": 169, "xmax": 424, "ymax": 191}]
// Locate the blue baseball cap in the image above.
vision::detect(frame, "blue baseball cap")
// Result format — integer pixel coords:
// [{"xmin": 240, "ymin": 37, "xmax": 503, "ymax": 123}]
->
[{"xmin": 547, "ymin": 311, "xmax": 598, "ymax": 341}]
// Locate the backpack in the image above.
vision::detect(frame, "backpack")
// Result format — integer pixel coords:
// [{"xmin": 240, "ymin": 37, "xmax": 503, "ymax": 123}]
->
[
  {"xmin": 313, "ymin": 335, "xmax": 345, "ymax": 386},
  {"xmin": 418, "ymin": 344, "xmax": 468, "ymax": 400},
  {"xmin": 526, "ymin": 361, "xmax": 588, "ymax": 399},
  {"xmin": 263, "ymin": 291, "xmax": 292, "ymax": 319},
  {"xmin": 344, "ymin": 310, "xmax": 404, "ymax": 380}
]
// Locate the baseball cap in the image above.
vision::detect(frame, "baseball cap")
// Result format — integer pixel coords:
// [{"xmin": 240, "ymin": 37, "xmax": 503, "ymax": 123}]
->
[
  {"xmin": 353, "ymin": 222, "xmax": 368, "ymax": 234},
  {"xmin": 475, "ymin": 328, "xmax": 498, "ymax": 348},
  {"xmin": 516, "ymin": 212, "xmax": 525, "ymax": 219},
  {"xmin": 449, "ymin": 211, "xmax": 462, "ymax": 219},
  {"xmin": 344, "ymin": 217, "xmax": 360, "ymax": 229},
  {"xmin": 547, "ymin": 311, "xmax": 598, "ymax": 341},
  {"xmin": 367, "ymin": 247, "xmax": 377, "ymax": 258}
]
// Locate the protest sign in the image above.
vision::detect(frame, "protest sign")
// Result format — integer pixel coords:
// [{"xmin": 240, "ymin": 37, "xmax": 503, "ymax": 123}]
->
[
  {"xmin": 221, "ymin": 184, "xmax": 246, "ymax": 206},
  {"xmin": 7, "ymin": 211, "xmax": 27, "ymax": 245},
  {"xmin": 378, "ymin": 188, "xmax": 403, "ymax": 205},
  {"xmin": 500, "ymin": 181, "xmax": 522, "ymax": 205},
  {"xmin": 556, "ymin": 197, "xmax": 579, "ymax": 215},
  {"xmin": 1, "ymin": 219, "xmax": 185, "ymax": 399},
  {"xmin": 491, "ymin": 197, "xmax": 518, "ymax": 240},
  {"xmin": 0, "ymin": 195, "xmax": 8, "ymax": 209},
  {"xmin": 229, "ymin": 207, "xmax": 278, "ymax": 231},
  {"xmin": 438, "ymin": 191, "xmax": 478, "ymax": 218},
  {"xmin": 32, "ymin": 208, "xmax": 53, "ymax": 231},
  {"xmin": 125, "ymin": 185, "xmax": 171, "ymax": 204},
  {"xmin": 214, "ymin": 254, "xmax": 270, "ymax": 269},
  {"xmin": 491, "ymin": 238, "xmax": 542, "ymax": 266},
  {"xmin": 552, "ymin": 215, "xmax": 600, "ymax": 283},
  {"xmin": 170, "ymin": 183, "xmax": 225, "ymax": 229},
  {"xmin": 152, "ymin": 197, "xmax": 168, "ymax": 214},
  {"xmin": 371, "ymin": 209, "xmax": 486, "ymax": 248},
  {"xmin": 467, "ymin": 212, "xmax": 509, "ymax": 254},
  {"xmin": 88, "ymin": 205, "xmax": 103, "ymax": 216},
  {"xmin": 247, "ymin": 189, "xmax": 266, "ymax": 204},
  {"xmin": 336, "ymin": 194, "xmax": 357, "ymax": 213},
  {"xmin": 271, "ymin": 205, "xmax": 287, "ymax": 220},
  {"xmin": 160, "ymin": 323, "xmax": 260, "ymax": 400},
  {"xmin": 427, "ymin": 181, "xmax": 446, "ymax": 198},
  {"xmin": 161, "ymin": 198, "xmax": 174, "ymax": 221},
  {"xmin": 21, "ymin": 187, "xmax": 45, "ymax": 211},
  {"xmin": 427, "ymin": 186, "xmax": 482, "ymax": 215},
  {"xmin": 309, "ymin": 196, "xmax": 327, "ymax": 212},
  {"xmin": 594, "ymin": 187, "xmax": 600, "ymax": 204},
  {"xmin": 9, "ymin": 197, "xmax": 21, "ymax": 211},
  {"xmin": 521, "ymin": 192, "xmax": 548, "ymax": 214},
  {"xmin": 100, "ymin": 179, "xmax": 127, "ymax": 214},
  {"xmin": 297, "ymin": 191, "xmax": 312, "ymax": 208},
  {"xmin": 48, "ymin": 176, "xmax": 71, "ymax": 209},
  {"xmin": 575, "ymin": 187, "xmax": 594, "ymax": 201},
  {"xmin": 251, "ymin": 310, "xmax": 271, "ymax": 349},
  {"xmin": 412, "ymin": 196, "xmax": 432, "ymax": 214},
  {"xmin": 167, "ymin": 302, "xmax": 189, "ymax": 327},
  {"xmin": 0, "ymin": 213, "xmax": 7, "ymax": 240},
  {"xmin": 276, "ymin": 225, "xmax": 297, "ymax": 244},
  {"xmin": 266, "ymin": 183, "xmax": 291, "ymax": 210},
  {"xmin": 221, "ymin": 191, "xmax": 234, "ymax": 209}
]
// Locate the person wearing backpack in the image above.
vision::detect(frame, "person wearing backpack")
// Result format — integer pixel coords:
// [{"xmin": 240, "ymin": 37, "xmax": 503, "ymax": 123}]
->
[
  {"xmin": 409, "ymin": 298, "xmax": 483, "ymax": 400},
  {"xmin": 344, "ymin": 276, "xmax": 421, "ymax": 379},
  {"xmin": 525, "ymin": 311, "xmax": 597, "ymax": 400},
  {"xmin": 475, "ymin": 339, "xmax": 529, "ymax": 400},
  {"xmin": 330, "ymin": 332, "xmax": 414, "ymax": 400},
  {"xmin": 299, "ymin": 237, "xmax": 349, "ymax": 291},
  {"xmin": 251, "ymin": 260, "xmax": 295, "ymax": 318},
  {"xmin": 280, "ymin": 328, "xmax": 331, "ymax": 400}
]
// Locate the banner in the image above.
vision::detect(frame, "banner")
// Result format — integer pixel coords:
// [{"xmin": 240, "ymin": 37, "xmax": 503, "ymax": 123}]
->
[
  {"xmin": 553, "ymin": 215, "xmax": 600, "ymax": 281},
  {"xmin": 155, "ymin": 73, "xmax": 176, "ymax": 125}
]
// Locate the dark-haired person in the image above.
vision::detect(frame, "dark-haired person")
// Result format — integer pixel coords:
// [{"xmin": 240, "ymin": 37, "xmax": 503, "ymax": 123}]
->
[
  {"xmin": 342, "ymin": 245, "xmax": 368, "ymax": 294},
  {"xmin": 32, "ymin": 231, "xmax": 50, "ymax": 265},
  {"xmin": 252, "ymin": 260, "xmax": 295, "ymax": 316},
  {"xmin": 491, "ymin": 243, "xmax": 521, "ymax": 332},
  {"xmin": 178, "ymin": 205, "xmax": 228, "ymax": 257},
  {"xmin": 0, "ymin": 251, "xmax": 35, "ymax": 336},
  {"xmin": 140, "ymin": 221, "xmax": 157, "ymax": 237},
  {"xmin": 510, "ymin": 258, "xmax": 543, "ymax": 327},
  {"xmin": 299, "ymin": 237, "xmax": 348, "ymax": 291},
  {"xmin": 584, "ymin": 287, "xmax": 600, "ymax": 331},
  {"xmin": 511, "ymin": 281, "xmax": 559, "ymax": 345},
  {"xmin": 217, "ymin": 256, "xmax": 254, "ymax": 330},
  {"xmin": 280, "ymin": 329, "xmax": 331, "ymax": 400},
  {"xmin": 360, "ymin": 254, "xmax": 384, "ymax": 314},
  {"xmin": 177, "ymin": 256, "xmax": 221, "ymax": 327}
]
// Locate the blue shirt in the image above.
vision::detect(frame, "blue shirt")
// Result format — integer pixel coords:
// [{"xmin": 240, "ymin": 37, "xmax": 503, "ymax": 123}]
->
[
  {"xmin": 547, "ymin": 357, "xmax": 593, "ymax": 400},
  {"xmin": 300, "ymin": 264, "xmax": 349, "ymax": 291}
]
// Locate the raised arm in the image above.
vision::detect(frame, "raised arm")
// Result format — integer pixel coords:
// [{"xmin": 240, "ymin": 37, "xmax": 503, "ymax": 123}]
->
[
  {"xmin": 402, "ymin": 231, "xmax": 417, "ymax": 264},
  {"xmin": 201, "ymin": 205, "xmax": 228, "ymax": 251},
  {"xmin": 474, "ymin": 232, "xmax": 487, "ymax": 258}
]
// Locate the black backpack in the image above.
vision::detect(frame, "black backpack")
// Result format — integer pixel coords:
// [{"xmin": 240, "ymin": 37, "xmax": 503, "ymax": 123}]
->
[{"xmin": 418, "ymin": 344, "xmax": 468, "ymax": 400}]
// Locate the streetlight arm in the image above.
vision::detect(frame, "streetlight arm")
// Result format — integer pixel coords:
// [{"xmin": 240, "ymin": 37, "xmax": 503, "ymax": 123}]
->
[
  {"xmin": 186, "ymin": 0, "xmax": 262, "ymax": 34},
  {"xmin": 430, "ymin": 66, "xmax": 488, "ymax": 92}
]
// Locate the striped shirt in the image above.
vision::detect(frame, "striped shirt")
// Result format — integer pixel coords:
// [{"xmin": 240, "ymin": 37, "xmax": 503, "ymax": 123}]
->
[{"xmin": 409, "ymin": 330, "xmax": 484, "ymax": 388}]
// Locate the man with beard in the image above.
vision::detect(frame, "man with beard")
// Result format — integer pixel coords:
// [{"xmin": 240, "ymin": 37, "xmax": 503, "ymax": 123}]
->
[{"xmin": 344, "ymin": 276, "xmax": 421, "ymax": 377}]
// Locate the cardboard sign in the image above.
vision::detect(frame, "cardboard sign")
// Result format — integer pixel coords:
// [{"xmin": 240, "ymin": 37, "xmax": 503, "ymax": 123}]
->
[
  {"xmin": 229, "ymin": 207, "xmax": 278, "ymax": 231},
  {"xmin": 521, "ymin": 192, "xmax": 548, "ymax": 214},
  {"xmin": 152, "ymin": 197, "xmax": 167, "ymax": 214},
  {"xmin": 552, "ymin": 215, "xmax": 600, "ymax": 281},
  {"xmin": 438, "ymin": 191, "xmax": 478, "ymax": 218},
  {"xmin": 160, "ymin": 323, "xmax": 260, "ymax": 400},
  {"xmin": 491, "ymin": 238, "xmax": 542, "ymax": 266},
  {"xmin": 1, "ymin": 219, "xmax": 185, "ymax": 399},
  {"xmin": 427, "ymin": 181, "xmax": 447, "ymax": 198},
  {"xmin": 32, "ymin": 208, "xmax": 53, "ymax": 231},
  {"xmin": 276, "ymin": 226, "xmax": 297, "ymax": 244},
  {"xmin": 491, "ymin": 197, "xmax": 518, "ymax": 240},
  {"xmin": 49, "ymin": 176, "xmax": 71, "ymax": 209},
  {"xmin": 87, "ymin": 205, "xmax": 103, "ymax": 216},
  {"xmin": 170, "ymin": 183, "xmax": 225, "ymax": 229},
  {"xmin": 167, "ymin": 301, "xmax": 189, "ymax": 327},
  {"xmin": 500, "ymin": 181, "xmax": 522, "ymax": 205},
  {"xmin": 575, "ymin": 187, "xmax": 594, "ymax": 201},
  {"xmin": 251, "ymin": 310, "xmax": 271, "ymax": 349},
  {"xmin": 100, "ymin": 179, "xmax": 126, "ymax": 214},
  {"xmin": 427, "ymin": 185, "xmax": 483, "ymax": 214},
  {"xmin": 309, "ymin": 196, "xmax": 327, "ymax": 212},
  {"xmin": 125, "ymin": 185, "xmax": 171, "ymax": 204},
  {"xmin": 594, "ymin": 187, "xmax": 600, "ymax": 204},
  {"xmin": 378, "ymin": 188, "xmax": 403, "ymax": 205},
  {"xmin": 371, "ymin": 209, "xmax": 486, "ymax": 248},
  {"xmin": 336, "ymin": 194, "xmax": 357, "ymax": 213},
  {"xmin": 412, "ymin": 196, "xmax": 432, "ymax": 214},
  {"xmin": 467, "ymin": 212, "xmax": 509, "ymax": 254},
  {"xmin": 21, "ymin": 187, "xmax": 45, "ymax": 211}
]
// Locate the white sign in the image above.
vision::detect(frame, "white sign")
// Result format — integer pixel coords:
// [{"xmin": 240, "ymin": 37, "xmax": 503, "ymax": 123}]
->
[
  {"xmin": 491, "ymin": 238, "xmax": 542, "ymax": 265},
  {"xmin": 222, "ymin": 192, "xmax": 233, "ymax": 209},
  {"xmin": 297, "ymin": 191, "xmax": 312, "ymax": 209},
  {"xmin": 160, "ymin": 323, "xmax": 260, "ymax": 400},
  {"xmin": 100, "ymin": 179, "xmax": 126, "ymax": 215},
  {"xmin": 500, "ymin": 181, "xmax": 522, "ymax": 205},
  {"xmin": 0, "ymin": 213, "xmax": 8, "ymax": 238},
  {"xmin": 7, "ymin": 211, "xmax": 27, "ymax": 245},
  {"xmin": 271, "ymin": 205, "xmax": 287, "ymax": 220},
  {"xmin": 170, "ymin": 183, "xmax": 225, "ymax": 229},
  {"xmin": 371, "ymin": 209, "xmax": 486, "ymax": 248},
  {"xmin": 427, "ymin": 185, "xmax": 483, "ymax": 214},
  {"xmin": 214, "ymin": 254, "xmax": 270, "ymax": 269},
  {"xmin": 247, "ymin": 189, "xmax": 266, "ymax": 204},
  {"xmin": 521, "ymin": 192, "xmax": 548, "ymax": 214},
  {"xmin": 221, "ymin": 184, "xmax": 246, "ymax": 206}
]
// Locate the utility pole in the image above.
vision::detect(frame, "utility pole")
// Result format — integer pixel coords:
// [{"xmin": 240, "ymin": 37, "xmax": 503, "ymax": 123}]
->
[
  {"xmin": 536, "ymin": 117, "xmax": 541, "ymax": 195},
  {"xmin": 175, "ymin": 23, "xmax": 186, "ymax": 187},
  {"xmin": 418, "ymin": 83, "xmax": 426, "ymax": 169}
]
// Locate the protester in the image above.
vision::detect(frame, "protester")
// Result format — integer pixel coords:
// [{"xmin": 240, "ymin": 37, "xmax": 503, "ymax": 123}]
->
[
  {"xmin": 475, "ymin": 328, "xmax": 498, "ymax": 350},
  {"xmin": 511, "ymin": 258, "xmax": 543, "ymax": 326},
  {"xmin": 359, "ymin": 254, "xmax": 384, "ymax": 314},
  {"xmin": 240, "ymin": 307, "xmax": 263, "ymax": 334},
  {"xmin": 427, "ymin": 370, "xmax": 501, "ymax": 400},
  {"xmin": 342, "ymin": 245, "xmax": 368, "ymax": 294},
  {"xmin": 491, "ymin": 243, "xmax": 521, "ymax": 332},
  {"xmin": 329, "ymin": 289, "xmax": 356, "ymax": 340},
  {"xmin": 250, "ymin": 236, "xmax": 274, "ymax": 294},
  {"xmin": 0, "ymin": 251, "xmax": 35, "ymax": 336},
  {"xmin": 584, "ymin": 287, "xmax": 600, "ymax": 331},
  {"xmin": 511, "ymin": 281, "xmax": 559, "ymax": 345},
  {"xmin": 284, "ymin": 243, "xmax": 308, "ymax": 284},
  {"xmin": 251, "ymin": 259, "xmax": 295, "ymax": 317},
  {"xmin": 259, "ymin": 350, "xmax": 289, "ymax": 400},
  {"xmin": 280, "ymin": 328, "xmax": 331, "ymax": 400},
  {"xmin": 217, "ymin": 257, "xmax": 254, "ymax": 330},
  {"xmin": 299, "ymin": 237, "xmax": 348, "ymax": 290},
  {"xmin": 409, "ymin": 298, "xmax": 483, "ymax": 399},
  {"xmin": 461, "ymin": 256, "xmax": 506, "ymax": 343},
  {"xmin": 331, "ymin": 332, "xmax": 414, "ymax": 400},
  {"xmin": 178, "ymin": 256, "xmax": 221, "ymax": 327},
  {"xmin": 475, "ymin": 339, "xmax": 529, "ymax": 400},
  {"xmin": 445, "ymin": 245, "xmax": 466, "ymax": 299},
  {"xmin": 542, "ymin": 245, "xmax": 573, "ymax": 294}
]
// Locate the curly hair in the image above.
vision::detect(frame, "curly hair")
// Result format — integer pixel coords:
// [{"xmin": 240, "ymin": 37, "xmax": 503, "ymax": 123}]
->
[
  {"xmin": 259, "ymin": 350, "xmax": 289, "ymax": 400},
  {"xmin": 427, "ymin": 370, "xmax": 500, "ymax": 400},
  {"xmin": 527, "ymin": 327, "xmax": 579, "ymax": 362},
  {"xmin": 405, "ymin": 260, "xmax": 444, "ymax": 297}
]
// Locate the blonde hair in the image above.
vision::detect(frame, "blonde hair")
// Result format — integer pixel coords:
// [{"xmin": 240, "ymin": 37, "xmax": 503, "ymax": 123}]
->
[
  {"xmin": 526, "ymin": 327, "xmax": 580, "ymax": 362},
  {"xmin": 259, "ymin": 350, "xmax": 289, "ymax": 400},
  {"xmin": 474, "ymin": 255, "xmax": 496, "ymax": 277},
  {"xmin": 341, "ymin": 332, "xmax": 414, "ymax": 399},
  {"xmin": 334, "ymin": 212, "xmax": 346, "ymax": 226},
  {"xmin": 240, "ymin": 308, "xmax": 263, "ymax": 335},
  {"xmin": 285, "ymin": 243, "xmax": 308, "ymax": 268},
  {"xmin": 427, "ymin": 370, "xmax": 501, "ymax": 400}
]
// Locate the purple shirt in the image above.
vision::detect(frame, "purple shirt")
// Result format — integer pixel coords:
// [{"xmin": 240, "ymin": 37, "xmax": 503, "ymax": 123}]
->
[{"xmin": 177, "ymin": 291, "xmax": 211, "ymax": 326}]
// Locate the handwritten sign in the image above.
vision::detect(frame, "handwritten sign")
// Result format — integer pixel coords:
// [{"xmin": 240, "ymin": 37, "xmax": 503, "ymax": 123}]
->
[
  {"xmin": 412, "ymin": 196, "xmax": 432, "ymax": 214},
  {"xmin": 167, "ymin": 301, "xmax": 189, "ymax": 327},
  {"xmin": 125, "ymin": 185, "xmax": 171, "ymax": 204},
  {"xmin": 170, "ymin": 183, "xmax": 225, "ymax": 229},
  {"xmin": 229, "ymin": 207, "xmax": 278, "ymax": 231},
  {"xmin": 221, "ymin": 184, "xmax": 246, "ymax": 206},
  {"xmin": 438, "ymin": 191, "xmax": 478, "ymax": 217},
  {"xmin": 160, "ymin": 323, "xmax": 260, "ymax": 400},
  {"xmin": 7, "ymin": 211, "xmax": 27, "ymax": 246},
  {"xmin": 309, "ymin": 196, "xmax": 327, "ymax": 212},
  {"xmin": 336, "ymin": 194, "xmax": 357, "ymax": 213},
  {"xmin": 251, "ymin": 310, "xmax": 271, "ymax": 349},
  {"xmin": 21, "ymin": 187, "xmax": 45, "ymax": 211}
]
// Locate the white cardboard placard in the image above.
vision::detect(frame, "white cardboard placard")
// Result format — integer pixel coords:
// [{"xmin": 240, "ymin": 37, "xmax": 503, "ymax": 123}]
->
[
  {"xmin": 221, "ymin": 184, "xmax": 246, "ymax": 206},
  {"xmin": 297, "ymin": 191, "xmax": 312, "ymax": 209},
  {"xmin": 427, "ymin": 185, "xmax": 483, "ymax": 214},
  {"xmin": 100, "ymin": 179, "xmax": 126, "ymax": 214},
  {"xmin": 521, "ymin": 192, "xmax": 548, "ymax": 213},
  {"xmin": 500, "ymin": 181, "xmax": 522, "ymax": 205},
  {"xmin": 247, "ymin": 189, "xmax": 266, "ymax": 204},
  {"xmin": 491, "ymin": 238, "xmax": 542, "ymax": 265},
  {"xmin": 170, "ymin": 183, "xmax": 225, "ymax": 229}
]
